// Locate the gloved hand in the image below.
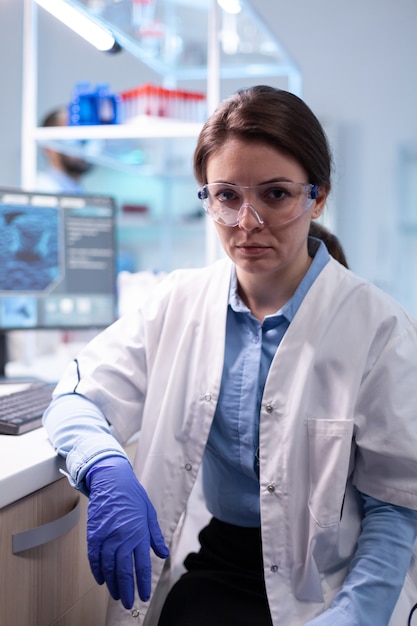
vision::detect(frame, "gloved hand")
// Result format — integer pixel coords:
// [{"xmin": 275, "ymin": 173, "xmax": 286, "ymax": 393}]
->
[{"xmin": 85, "ymin": 455, "xmax": 169, "ymax": 609}]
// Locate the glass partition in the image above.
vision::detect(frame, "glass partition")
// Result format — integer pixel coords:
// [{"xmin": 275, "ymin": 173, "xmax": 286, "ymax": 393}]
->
[{"xmin": 64, "ymin": 0, "xmax": 300, "ymax": 85}]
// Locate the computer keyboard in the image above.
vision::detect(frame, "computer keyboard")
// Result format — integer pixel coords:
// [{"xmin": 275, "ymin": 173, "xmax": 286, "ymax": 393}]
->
[{"xmin": 0, "ymin": 380, "xmax": 56, "ymax": 435}]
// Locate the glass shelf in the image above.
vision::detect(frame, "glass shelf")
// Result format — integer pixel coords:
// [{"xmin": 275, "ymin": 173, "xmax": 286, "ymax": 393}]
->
[
  {"xmin": 63, "ymin": 0, "xmax": 300, "ymax": 84},
  {"xmin": 34, "ymin": 117, "xmax": 202, "ymax": 174},
  {"xmin": 31, "ymin": 1, "xmax": 301, "ymax": 176},
  {"xmin": 33, "ymin": 116, "xmax": 203, "ymax": 140},
  {"xmin": 24, "ymin": 0, "xmax": 302, "ymax": 271}
]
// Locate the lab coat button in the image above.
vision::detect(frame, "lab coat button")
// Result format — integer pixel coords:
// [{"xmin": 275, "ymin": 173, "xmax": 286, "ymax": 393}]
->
[
  {"xmin": 265, "ymin": 404, "xmax": 273, "ymax": 413},
  {"xmin": 267, "ymin": 483, "xmax": 276, "ymax": 493},
  {"xmin": 204, "ymin": 393, "xmax": 212, "ymax": 402},
  {"xmin": 184, "ymin": 463, "xmax": 192, "ymax": 471},
  {"xmin": 270, "ymin": 564, "xmax": 279, "ymax": 573}
]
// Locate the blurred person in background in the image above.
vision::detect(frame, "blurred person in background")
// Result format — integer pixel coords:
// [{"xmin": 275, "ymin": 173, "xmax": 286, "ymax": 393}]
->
[{"xmin": 36, "ymin": 107, "xmax": 93, "ymax": 194}]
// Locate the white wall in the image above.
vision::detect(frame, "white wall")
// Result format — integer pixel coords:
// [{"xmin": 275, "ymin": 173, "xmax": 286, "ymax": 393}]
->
[
  {"xmin": 1, "ymin": 0, "xmax": 416, "ymax": 309},
  {"xmin": 0, "ymin": 0, "xmax": 24, "ymax": 188},
  {"xmin": 253, "ymin": 0, "xmax": 417, "ymax": 303}
]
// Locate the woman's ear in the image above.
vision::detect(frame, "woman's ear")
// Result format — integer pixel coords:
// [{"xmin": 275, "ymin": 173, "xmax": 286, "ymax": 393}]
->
[{"xmin": 311, "ymin": 185, "xmax": 329, "ymax": 219}]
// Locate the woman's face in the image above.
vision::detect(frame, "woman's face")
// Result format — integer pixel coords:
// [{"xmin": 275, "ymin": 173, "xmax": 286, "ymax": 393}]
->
[{"xmin": 205, "ymin": 138, "xmax": 327, "ymax": 287}]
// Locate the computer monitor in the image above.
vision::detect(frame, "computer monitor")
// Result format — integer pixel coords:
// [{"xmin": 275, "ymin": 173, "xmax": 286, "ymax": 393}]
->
[{"xmin": 0, "ymin": 188, "xmax": 117, "ymax": 377}]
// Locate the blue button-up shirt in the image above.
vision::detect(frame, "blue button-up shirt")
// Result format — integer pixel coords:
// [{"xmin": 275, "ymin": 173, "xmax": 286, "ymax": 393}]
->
[{"xmin": 202, "ymin": 238, "xmax": 330, "ymax": 527}]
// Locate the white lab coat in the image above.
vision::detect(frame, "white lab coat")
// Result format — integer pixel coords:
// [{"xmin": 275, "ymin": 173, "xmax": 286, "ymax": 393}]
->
[{"xmin": 53, "ymin": 256, "xmax": 417, "ymax": 625}]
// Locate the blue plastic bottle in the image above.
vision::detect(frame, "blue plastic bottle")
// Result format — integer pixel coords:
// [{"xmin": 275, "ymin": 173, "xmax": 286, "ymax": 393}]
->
[
  {"xmin": 68, "ymin": 81, "xmax": 97, "ymax": 126},
  {"xmin": 95, "ymin": 83, "xmax": 120, "ymax": 125}
]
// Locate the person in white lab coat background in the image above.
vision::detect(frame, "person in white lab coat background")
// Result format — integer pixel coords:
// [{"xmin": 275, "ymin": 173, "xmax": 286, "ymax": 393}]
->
[
  {"xmin": 43, "ymin": 85, "xmax": 417, "ymax": 626},
  {"xmin": 36, "ymin": 106, "xmax": 93, "ymax": 194}
]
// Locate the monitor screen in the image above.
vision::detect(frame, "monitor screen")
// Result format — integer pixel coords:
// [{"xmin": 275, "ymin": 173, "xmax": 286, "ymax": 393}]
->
[{"xmin": 0, "ymin": 188, "xmax": 117, "ymax": 331}]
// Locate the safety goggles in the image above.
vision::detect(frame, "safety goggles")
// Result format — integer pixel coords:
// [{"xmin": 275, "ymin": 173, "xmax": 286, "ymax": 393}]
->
[{"xmin": 198, "ymin": 180, "xmax": 318, "ymax": 227}]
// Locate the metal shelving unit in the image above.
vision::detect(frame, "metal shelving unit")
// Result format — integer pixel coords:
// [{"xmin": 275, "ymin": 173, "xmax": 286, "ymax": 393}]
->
[
  {"xmin": 21, "ymin": 0, "xmax": 302, "ymax": 268},
  {"xmin": 61, "ymin": 0, "xmax": 301, "ymax": 85}
]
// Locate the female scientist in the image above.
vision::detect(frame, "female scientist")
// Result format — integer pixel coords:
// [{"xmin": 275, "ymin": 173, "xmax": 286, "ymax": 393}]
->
[{"xmin": 43, "ymin": 85, "xmax": 417, "ymax": 626}]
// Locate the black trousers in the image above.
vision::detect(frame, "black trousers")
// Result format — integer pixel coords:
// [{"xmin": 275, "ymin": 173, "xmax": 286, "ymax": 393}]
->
[{"xmin": 158, "ymin": 517, "xmax": 273, "ymax": 626}]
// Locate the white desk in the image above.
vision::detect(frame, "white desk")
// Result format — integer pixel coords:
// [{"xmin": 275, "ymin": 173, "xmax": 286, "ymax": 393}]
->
[
  {"xmin": 0, "ymin": 342, "xmax": 85, "ymax": 508},
  {"xmin": 1, "ymin": 340, "xmax": 138, "ymax": 509},
  {"xmin": 0, "ymin": 426, "xmax": 65, "ymax": 509}
]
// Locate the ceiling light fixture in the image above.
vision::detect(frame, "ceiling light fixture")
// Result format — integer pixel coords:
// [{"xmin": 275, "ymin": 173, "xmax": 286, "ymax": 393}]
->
[
  {"xmin": 34, "ymin": 0, "xmax": 118, "ymax": 52},
  {"xmin": 217, "ymin": 0, "xmax": 242, "ymax": 15}
]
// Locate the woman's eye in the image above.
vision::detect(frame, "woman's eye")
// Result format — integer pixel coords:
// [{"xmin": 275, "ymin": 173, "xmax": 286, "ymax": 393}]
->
[
  {"xmin": 217, "ymin": 189, "xmax": 238, "ymax": 203},
  {"xmin": 266, "ymin": 187, "xmax": 288, "ymax": 201}
]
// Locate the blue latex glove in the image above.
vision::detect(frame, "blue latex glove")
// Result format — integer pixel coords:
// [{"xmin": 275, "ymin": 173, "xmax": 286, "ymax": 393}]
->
[{"xmin": 85, "ymin": 455, "xmax": 169, "ymax": 609}]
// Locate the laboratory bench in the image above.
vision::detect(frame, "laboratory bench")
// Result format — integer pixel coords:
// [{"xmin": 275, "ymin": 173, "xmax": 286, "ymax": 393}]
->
[{"xmin": 0, "ymin": 422, "xmax": 109, "ymax": 625}]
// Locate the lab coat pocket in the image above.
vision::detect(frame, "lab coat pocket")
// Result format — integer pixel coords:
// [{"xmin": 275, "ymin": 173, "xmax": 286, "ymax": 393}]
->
[{"xmin": 307, "ymin": 418, "xmax": 354, "ymax": 528}]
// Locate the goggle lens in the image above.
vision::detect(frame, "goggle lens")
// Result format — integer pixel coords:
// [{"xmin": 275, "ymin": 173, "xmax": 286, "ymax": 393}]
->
[{"xmin": 198, "ymin": 181, "xmax": 318, "ymax": 227}]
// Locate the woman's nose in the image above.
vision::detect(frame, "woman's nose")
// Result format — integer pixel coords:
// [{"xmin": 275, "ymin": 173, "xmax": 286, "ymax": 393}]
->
[{"xmin": 237, "ymin": 203, "xmax": 264, "ymax": 231}]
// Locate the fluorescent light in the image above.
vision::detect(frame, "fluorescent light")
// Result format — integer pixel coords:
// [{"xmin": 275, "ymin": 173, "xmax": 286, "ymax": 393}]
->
[
  {"xmin": 217, "ymin": 0, "xmax": 242, "ymax": 15},
  {"xmin": 35, "ymin": 0, "xmax": 116, "ymax": 52}
]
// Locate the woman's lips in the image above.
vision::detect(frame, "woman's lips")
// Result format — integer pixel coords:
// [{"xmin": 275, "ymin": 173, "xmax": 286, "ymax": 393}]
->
[{"xmin": 236, "ymin": 243, "xmax": 269, "ymax": 255}]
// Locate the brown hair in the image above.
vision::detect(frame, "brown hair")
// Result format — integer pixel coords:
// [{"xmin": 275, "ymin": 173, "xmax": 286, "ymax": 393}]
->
[
  {"xmin": 40, "ymin": 107, "xmax": 67, "ymax": 127},
  {"xmin": 309, "ymin": 221, "xmax": 349, "ymax": 268},
  {"xmin": 194, "ymin": 85, "xmax": 332, "ymax": 191}
]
